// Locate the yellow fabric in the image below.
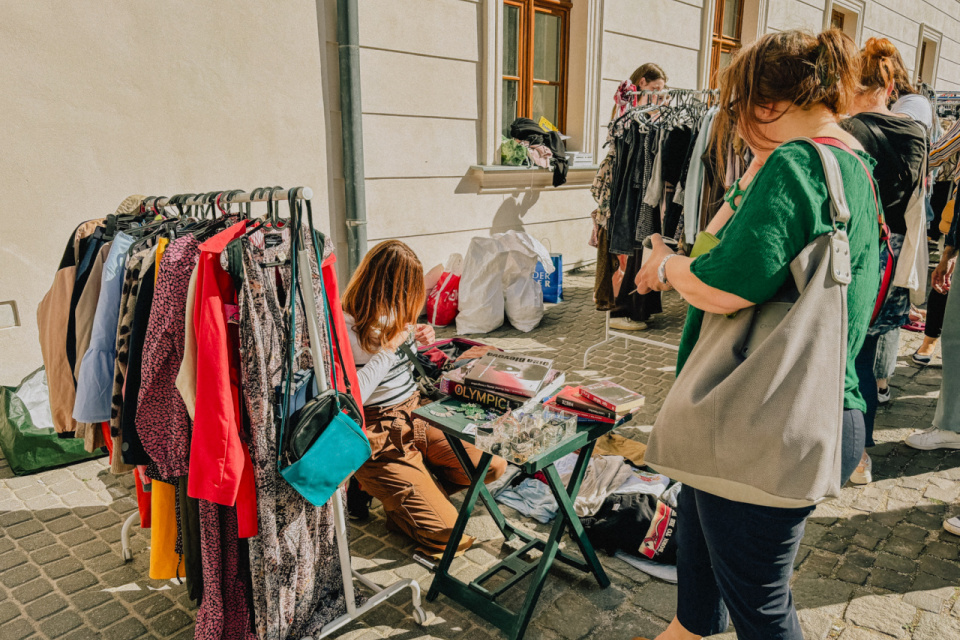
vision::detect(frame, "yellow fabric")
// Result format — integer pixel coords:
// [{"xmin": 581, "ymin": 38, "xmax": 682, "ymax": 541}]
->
[
  {"xmin": 591, "ymin": 433, "xmax": 647, "ymax": 467},
  {"xmin": 940, "ymin": 199, "xmax": 955, "ymax": 235},
  {"xmin": 155, "ymin": 237, "xmax": 169, "ymax": 283},
  {"xmin": 149, "ymin": 480, "xmax": 184, "ymax": 580}
]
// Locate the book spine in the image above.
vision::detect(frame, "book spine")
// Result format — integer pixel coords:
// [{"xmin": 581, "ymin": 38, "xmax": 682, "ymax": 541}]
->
[
  {"xmin": 449, "ymin": 382, "xmax": 523, "ymax": 411},
  {"xmin": 579, "ymin": 388, "xmax": 619, "ymax": 412},
  {"xmin": 467, "ymin": 380, "xmax": 534, "ymax": 399},
  {"xmin": 546, "ymin": 402, "xmax": 615, "ymax": 424},
  {"xmin": 554, "ymin": 395, "xmax": 614, "ymax": 418}
]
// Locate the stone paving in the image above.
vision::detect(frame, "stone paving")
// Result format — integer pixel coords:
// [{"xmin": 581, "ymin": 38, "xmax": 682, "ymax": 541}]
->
[{"xmin": 0, "ymin": 268, "xmax": 958, "ymax": 639}]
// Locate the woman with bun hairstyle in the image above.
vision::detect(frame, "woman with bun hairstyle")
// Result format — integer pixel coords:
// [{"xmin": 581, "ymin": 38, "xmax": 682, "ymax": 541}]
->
[
  {"xmin": 343, "ymin": 240, "xmax": 506, "ymax": 557},
  {"xmin": 842, "ymin": 38, "xmax": 928, "ymax": 485},
  {"xmin": 633, "ymin": 29, "xmax": 879, "ymax": 640}
]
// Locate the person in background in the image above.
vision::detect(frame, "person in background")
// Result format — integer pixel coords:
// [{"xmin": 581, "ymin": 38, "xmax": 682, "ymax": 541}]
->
[
  {"xmin": 633, "ymin": 29, "xmax": 877, "ymax": 640},
  {"xmin": 842, "ymin": 37, "xmax": 928, "ymax": 485},
  {"xmin": 343, "ymin": 240, "xmax": 507, "ymax": 556},
  {"xmin": 611, "ymin": 63, "xmax": 668, "ymax": 120},
  {"xmin": 906, "ymin": 201, "xmax": 960, "ymax": 452},
  {"xmin": 609, "ymin": 62, "xmax": 669, "ymax": 332}
]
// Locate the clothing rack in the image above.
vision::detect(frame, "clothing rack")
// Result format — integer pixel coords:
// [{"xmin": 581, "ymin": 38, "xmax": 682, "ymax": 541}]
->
[
  {"xmin": 583, "ymin": 310, "xmax": 678, "ymax": 368},
  {"xmin": 118, "ymin": 186, "xmax": 426, "ymax": 636}
]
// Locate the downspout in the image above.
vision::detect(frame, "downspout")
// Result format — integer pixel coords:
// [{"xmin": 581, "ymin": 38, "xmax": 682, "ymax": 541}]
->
[{"xmin": 337, "ymin": 0, "xmax": 367, "ymax": 275}]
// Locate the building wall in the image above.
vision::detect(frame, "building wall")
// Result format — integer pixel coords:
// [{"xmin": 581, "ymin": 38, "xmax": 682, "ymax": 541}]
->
[
  {"xmin": 3, "ymin": 0, "xmax": 960, "ymax": 384},
  {"xmin": 0, "ymin": 0, "xmax": 336, "ymax": 385}
]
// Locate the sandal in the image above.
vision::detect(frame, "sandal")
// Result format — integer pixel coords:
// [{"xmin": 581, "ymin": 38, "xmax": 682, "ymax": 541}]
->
[{"xmin": 901, "ymin": 321, "xmax": 925, "ymax": 333}]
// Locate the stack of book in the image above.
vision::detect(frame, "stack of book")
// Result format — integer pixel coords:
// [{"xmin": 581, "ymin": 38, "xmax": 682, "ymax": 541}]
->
[
  {"xmin": 439, "ymin": 353, "xmax": 565, "ymax": 413},
  {"xmin": 547, "ymin": 381, "xmax": 645, "ymax": 425}
]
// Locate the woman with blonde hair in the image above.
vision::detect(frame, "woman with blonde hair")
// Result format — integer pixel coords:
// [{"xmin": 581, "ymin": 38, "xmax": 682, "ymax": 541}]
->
[
  {"xmin": 634, "ymin": 29, "xmax": 878, "ymax": 639},
  {"xmin": 343, "ymin": 240, "xmax": 506, "ymax": 557}
]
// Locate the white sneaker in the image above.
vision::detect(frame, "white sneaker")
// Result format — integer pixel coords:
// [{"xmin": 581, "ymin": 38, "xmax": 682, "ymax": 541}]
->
[
  {"xmin": 944, "ymin": 518, "xmax": 960, "ymax": 537},
  {"xmin": 904, "ymin": 427, "xmax": 960, "ymax": 451},
  {"xmin": 609, "ymin": 318, "xmax": 648, "ymax": 331},
  {"xmin": 905, "ymin": 427, "xmax": 960, "ymax": 450},
  {"xmin": 849, "ymin": 453, "xmax": 872, "ymax": 485},
  {"xmin": 877, "ymin": 386, "xmax": 892, "ymax": 404}
]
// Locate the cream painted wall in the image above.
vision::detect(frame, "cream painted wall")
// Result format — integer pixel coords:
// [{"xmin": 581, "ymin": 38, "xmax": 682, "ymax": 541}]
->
[
  {"xmin": 5, "ymin": 0, "xmax": 960, "ymax": 385},
  {"xmin": 0, "ymin": 0, "xmax": 335, "ymax": 385}
]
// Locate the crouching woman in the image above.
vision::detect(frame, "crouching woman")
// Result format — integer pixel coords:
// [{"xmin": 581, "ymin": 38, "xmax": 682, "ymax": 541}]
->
[{"xmin": 344, "ymin": 240, "xmax": 507, "ymax": 557}]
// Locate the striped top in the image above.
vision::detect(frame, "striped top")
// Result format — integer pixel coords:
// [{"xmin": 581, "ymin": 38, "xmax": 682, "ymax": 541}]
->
[
  {"xmin": 345, "ymin": 315, "xmax": 417, "ymax": 408},
  {"xmin": 931, "ymin": 118, "xmax": 960, "ymax": 183}
]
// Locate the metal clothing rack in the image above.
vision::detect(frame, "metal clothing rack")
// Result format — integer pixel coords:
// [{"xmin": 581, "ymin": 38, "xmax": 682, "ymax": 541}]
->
[
  {"xmin": 583, "ymin": 312, "xmax": 679, "ymax": 368},
  {"xmin": 118, "ymin": 186, "xmax": 426, "ymax": 636}
]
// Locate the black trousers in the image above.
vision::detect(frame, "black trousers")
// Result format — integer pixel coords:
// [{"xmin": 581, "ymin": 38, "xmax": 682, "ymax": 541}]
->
[
  {"xmin": 926, "ymin": 288, "xmax": 949, "ymax": 340},
  {"xmin": 676, "ymin": 410, "xmax": 863, "ymax": 640}
]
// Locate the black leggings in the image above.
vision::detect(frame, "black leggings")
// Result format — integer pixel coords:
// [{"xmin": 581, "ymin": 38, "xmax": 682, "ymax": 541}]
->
[{"xmin": 926, "ymin": 288, "xmax": 949, "ymax": 339}]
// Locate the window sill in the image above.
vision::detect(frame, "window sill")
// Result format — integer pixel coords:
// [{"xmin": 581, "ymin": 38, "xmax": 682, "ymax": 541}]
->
[{"xmin": 467, "ymin": 164, "xmax": 598, "ymax": 192}]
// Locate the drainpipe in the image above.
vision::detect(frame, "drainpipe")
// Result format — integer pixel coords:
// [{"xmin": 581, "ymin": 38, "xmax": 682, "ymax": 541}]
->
[{"xmin": 337, "ymin": 0, "xmax": 367, "ymax": 275}]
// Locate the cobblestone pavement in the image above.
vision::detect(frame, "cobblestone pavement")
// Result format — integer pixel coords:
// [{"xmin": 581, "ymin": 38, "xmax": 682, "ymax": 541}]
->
[{"xmin": 1, "ymin": 269, "xmax": 958, "ymax": 639}]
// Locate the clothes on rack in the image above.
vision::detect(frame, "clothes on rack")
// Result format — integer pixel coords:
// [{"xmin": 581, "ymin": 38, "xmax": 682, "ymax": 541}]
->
[
  {"xmin": 40, "ymin": 192, "xmax": 365, "ymax": 640},
  {"xmin": 591, "ymin": 92, "xmax": 725, "ymax": 317}
]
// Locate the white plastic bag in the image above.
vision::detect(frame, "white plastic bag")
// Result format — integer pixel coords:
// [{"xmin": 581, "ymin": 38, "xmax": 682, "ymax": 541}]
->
[
  {"xmin": 496, "ymin": 231, "xmax": 554, "ymax": 332},
  {"xmin": 456, "ymin": 237, "xmax": 508, "ymax": 334}
]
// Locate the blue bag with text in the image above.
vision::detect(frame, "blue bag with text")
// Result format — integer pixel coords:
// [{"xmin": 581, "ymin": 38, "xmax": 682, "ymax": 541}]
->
[{"xmin": 533, "ymin": 253, "xmax": 563, "ymax": 303}]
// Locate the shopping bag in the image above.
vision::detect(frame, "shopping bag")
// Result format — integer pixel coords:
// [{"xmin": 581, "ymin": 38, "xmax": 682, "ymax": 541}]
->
[
  {"xmin": 533, "ymin": 253, "xmax": 563, "ymax": 303},
  {"xmin": 498, "ymin": 231, "xmax": 553, "ymax": 332},
  {"xmin": 457, "ymin": 237, "xmax": 509, "ymax": 334},
  {"xmin": 426, "ymin": 253, "xmax": 463, "ymax": 327}
]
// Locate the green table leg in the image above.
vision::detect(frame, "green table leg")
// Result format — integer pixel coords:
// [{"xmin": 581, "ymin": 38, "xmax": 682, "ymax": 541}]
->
[
  {"xmin": 445, "ymin": 436, "xmax": 519, "ymax": 541},
  {"xmin": 426, "ymin": 442, "xmax": 492, "ymax": 603},
  {"xmin": 543, "ymin": 446, "xmax": 610, "ymax": 589},
  {"xmin": 508, "ymin": 442, "xmax": 608, "ymax": 640}
]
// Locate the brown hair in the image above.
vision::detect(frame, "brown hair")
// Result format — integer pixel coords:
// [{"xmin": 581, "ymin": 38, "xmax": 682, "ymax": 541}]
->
[
  {"xmin": 859, "ymin": 37, "xmax": 916, "ymax": 103},
  {"xmin": 712, "ymin": 29, "xmax": 861, "ymax": 160},
  {"xmin": 630, "ymin": 63, "xmax": 668, "ymax": 87},
  {"xmin": 342, "ymin": 240, "xmax": 425, "ymax": 354}
]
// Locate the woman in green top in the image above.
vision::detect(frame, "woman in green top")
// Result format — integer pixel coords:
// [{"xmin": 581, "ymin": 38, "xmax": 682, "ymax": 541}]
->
[{"xmin": 632, "ymin": 30, "xmax": 880, "ymax": 640}]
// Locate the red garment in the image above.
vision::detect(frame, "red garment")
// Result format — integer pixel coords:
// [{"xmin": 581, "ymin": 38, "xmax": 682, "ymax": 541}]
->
[
  {"xmin": 187, "ymin": 222, "xmax": 258, "ymax": 539},
  {"xmin": 320, "ymin": 253, "xmax": 364, "ymax": 426},
  {"xmin": 101, "ymin": 422, "xmax": 151, "ymax": 527}
]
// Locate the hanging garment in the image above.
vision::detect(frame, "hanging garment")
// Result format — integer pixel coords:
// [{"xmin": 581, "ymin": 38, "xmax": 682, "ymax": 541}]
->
[
  {"xmin": 608, "ymin": 122, "xmax": 648, "ymax": 255},
  {"xmin": 119, "ymin": 261, "xmax": 156, "ymax": 466},
  {"xmin": 74, "ymin": 242, "xmax": 111, "ymax": 453},
  {"xmin": 67, "ymin": 224, "xmax": 109, "ymax": 378},
  {"xmin": 591, "ymin": 149, "xmax": 615, "ymax": 228},
  {"xmin": 195, "ymin": 500, "xmax": 256, "ymax": 640},
  {"xmin": 187, "ymin": 222, "xmax": 258, "ymax": 539},
  {"xmin": 176, "ymin": 264, "xmax": 200, "ymax": 419},
  {"xmin": 593, "ymin": 226, "xmax": 617, "ymax": 310},
  {"xmin": 74, "ymin": 231, "xmax": 136, "ymax": 424},
  {"xmin": 37, "ymin": 220, "xmax": 102, "ymax": 434},
  {"xmin": 178, "ymin": 477, "xmax": 204, "ymax": 604},
  {"xmin": 149, "ymin": 479, "xmax": 185, "ymax": 580},
  {"xmin": 137, "ymin": 235, "xmax": 201, "ymax": 480},
  {"xmin": 235, "ymin": 227, "xmax": 358, "ymax": 639},
  {"xmin": 683, "ymin": 108, "xmax": 718, "ymax": 244}
]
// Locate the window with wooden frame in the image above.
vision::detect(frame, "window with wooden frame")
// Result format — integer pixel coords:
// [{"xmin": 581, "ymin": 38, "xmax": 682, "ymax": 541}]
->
[
  {"xmin": 709, "ymin": 0, "xmax": 744, "ymax": 89},
  {"xmin": 831, "ymin": 9, "xmax": 845, "ymax": 30},
  {"xmin": 502, "ymin": 0, "xmax": 571, "ymax": 136}
]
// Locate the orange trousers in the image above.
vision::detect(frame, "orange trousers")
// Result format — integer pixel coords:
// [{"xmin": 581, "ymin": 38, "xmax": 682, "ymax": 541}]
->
[{"xmin": 354, "ymin": 394, "xmax": 507, "ymax": 557}]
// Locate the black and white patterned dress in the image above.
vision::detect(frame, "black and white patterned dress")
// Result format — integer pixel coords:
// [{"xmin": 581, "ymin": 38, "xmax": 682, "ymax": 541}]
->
[{"xmin": 233, "ymin": 227, "xmax": 355, "ymax": 640}]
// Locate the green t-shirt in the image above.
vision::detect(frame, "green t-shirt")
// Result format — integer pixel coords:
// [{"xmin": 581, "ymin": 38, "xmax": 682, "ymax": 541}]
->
[{"xmin": 676, "ymin": 141, "xmax": 881, "ymax": 412}]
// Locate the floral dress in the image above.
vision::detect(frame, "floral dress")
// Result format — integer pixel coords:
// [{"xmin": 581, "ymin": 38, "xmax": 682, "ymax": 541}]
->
[{"xmin": 234, "ymin": 226, "xmax": 356, "ymax": 639}]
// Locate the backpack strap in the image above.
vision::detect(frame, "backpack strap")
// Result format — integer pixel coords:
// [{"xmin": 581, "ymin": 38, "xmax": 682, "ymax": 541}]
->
[{"xmin": 812, "ymin": 136, "xmax": 895, "ymax": 325}]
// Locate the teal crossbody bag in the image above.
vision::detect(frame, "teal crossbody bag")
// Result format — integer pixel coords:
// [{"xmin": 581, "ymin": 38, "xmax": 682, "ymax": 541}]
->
[{"xmin": 276, "ymin": 193, "xmax": 370, "ymax": 507}]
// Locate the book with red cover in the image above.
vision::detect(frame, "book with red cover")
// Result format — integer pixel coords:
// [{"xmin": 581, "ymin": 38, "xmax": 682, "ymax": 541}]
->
[
  {"xmin": 579, "ymin": 381, "xmax": 645, "ymax": 413},
  {"xmin": 554, "ymin": 386, "xmax": 616, "ymax": 419},
  {"xmin": 543, "ymin": 400, "xmax": 616, "ymax": 425}
]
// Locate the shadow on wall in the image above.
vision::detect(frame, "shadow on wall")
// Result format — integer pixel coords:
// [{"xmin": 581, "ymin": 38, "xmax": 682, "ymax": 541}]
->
[{"xmin": 490, "ymin": 190, "xmax": 542, "ymax": 235}]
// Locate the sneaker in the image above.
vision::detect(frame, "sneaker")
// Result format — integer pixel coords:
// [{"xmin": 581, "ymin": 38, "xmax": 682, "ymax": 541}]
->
[
  {"xmin": 347, "ymin": 477, "xmax": 373, "ymax": 520},
  {"xmin": 944, "ymin": 517, "xmax": 960, "ymax": 537},
  {"xmin": 877, "ymin": 386, "xmax": 892, "ymax": 404},
  {"xmin": 609, "ymin": 317, "xmax": 648, "ymax": 331},
  {"xmin": 912, "ymin": 351, "xmax": 933, "ymax": 365},
  {"xmin": 849, "ymin": 453, "xmax": 872, "ymax": 485},
  {"xmin": 905, "ymin": 427, "xmax": 960, "ymax": 450}
]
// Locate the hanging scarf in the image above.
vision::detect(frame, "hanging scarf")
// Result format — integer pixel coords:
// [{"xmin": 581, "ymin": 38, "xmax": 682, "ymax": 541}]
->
[{"xmin": 613, "ymin": 79, "xmax": 638, "ymax": 118}]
